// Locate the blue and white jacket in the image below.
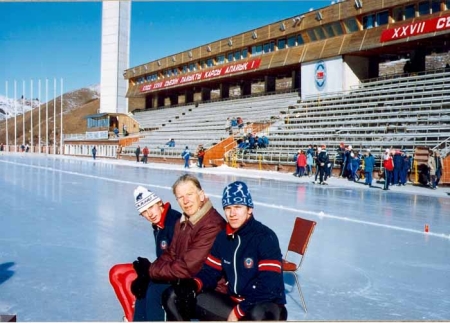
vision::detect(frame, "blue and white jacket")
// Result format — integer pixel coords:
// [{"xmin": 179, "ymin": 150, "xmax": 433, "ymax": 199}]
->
[
  {"xmin": 194, "ymin": 216, "xmax": 286, "ymax": 319},
  {"xmin": 152, "ymin": 203, "xmax": 181, "ymax": 258}
]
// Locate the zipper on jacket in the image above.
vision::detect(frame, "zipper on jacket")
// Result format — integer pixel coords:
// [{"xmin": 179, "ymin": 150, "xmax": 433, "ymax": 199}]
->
[{"xmin": 233, "ymin": 235, "xmax": 241, "ymax": 294}]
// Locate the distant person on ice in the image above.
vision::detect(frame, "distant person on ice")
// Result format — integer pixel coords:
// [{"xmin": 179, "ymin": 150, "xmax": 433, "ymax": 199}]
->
[
  {"xmin": 109, "ymin": 186, "xmax": 182, "ymax": 322},
  {"xmin": 92, "ymin": 146, "xmax": 97, "ymax": 160}
]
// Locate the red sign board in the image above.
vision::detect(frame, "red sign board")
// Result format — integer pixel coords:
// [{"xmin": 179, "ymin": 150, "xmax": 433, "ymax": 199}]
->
[
  {"xmin": 380, "ymin": 15, "xmax": 450, "ymax": 42},
  {"xmin": 139, "ymin": 58, "xmax": 262, "ymax": 93}
]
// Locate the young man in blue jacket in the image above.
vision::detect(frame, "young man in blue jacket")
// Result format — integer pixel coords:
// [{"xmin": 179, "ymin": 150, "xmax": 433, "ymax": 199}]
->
[{"xmin": 164, "ymin": 181, "xmax": 287, "ymax": 321}]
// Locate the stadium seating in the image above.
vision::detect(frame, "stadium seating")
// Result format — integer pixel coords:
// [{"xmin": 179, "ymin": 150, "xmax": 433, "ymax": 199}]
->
[{"xmin": 125, "ymin": 69, "xmax": 450, "ymax": 169}]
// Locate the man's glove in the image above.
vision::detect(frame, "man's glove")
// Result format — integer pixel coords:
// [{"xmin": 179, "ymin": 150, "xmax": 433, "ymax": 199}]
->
[
  {"xmin": 133, "ymin": 257, "xmax": 151, "ymax": 278},
  {"xmin": 173, "ymin": 279, "xmax": 198, "ymax": 320},
  {"xmin": 131, "ymin": 275, "xmax": 150, "ymax": 299}
]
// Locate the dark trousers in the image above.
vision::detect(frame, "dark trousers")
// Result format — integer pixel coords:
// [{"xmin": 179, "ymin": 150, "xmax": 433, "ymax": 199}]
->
[
  {"xmin": 135, "ymin": 154, "xmax": 139, "ymax": 162},
  {"xmin": 133, "ymin": 282, "xmax": 171, "ymax": 321},
  {"xmin": 436, "ymin": 169, "xmax": 442, "ymax": 185},
  {"xmin": 365, "ymin": 171, "xmax": 372, "ymax": 185},
  {"xmin": 384, "ymin": 169, "xmax": 393, "ymax": 189},
  {"xmin": 162, "ymin": 288, "xmax": 287, "ymax": 321}
]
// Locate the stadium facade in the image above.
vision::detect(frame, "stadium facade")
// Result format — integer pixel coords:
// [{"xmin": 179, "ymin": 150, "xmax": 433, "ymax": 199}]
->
[{"xmin": 124, "ymin": 0, "xmax": 450, "ymax": 109}]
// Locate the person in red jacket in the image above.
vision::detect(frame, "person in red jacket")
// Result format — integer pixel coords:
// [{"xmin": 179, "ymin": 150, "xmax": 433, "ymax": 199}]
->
[
  {"xmin": 142, "ymin": 146, "xmax": 149, "ymax": 164},
  {"xmin": 133, "ymin": 174, "xmax": 226, "ymax": 321},
  {"xmin": 109, "ymin": 186, "xmax": 181, "ymax": 321},
  {"xmin": 295, "ymin": 149, "xmax": 307, "ymax": 177}
]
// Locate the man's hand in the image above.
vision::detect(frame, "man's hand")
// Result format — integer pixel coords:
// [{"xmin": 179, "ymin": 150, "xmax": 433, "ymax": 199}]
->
[
  {"xmin": 133, "ymin": 257, "xmax": 151, "ymax": 277},
  {"xmin": 227, "ymin": 309, "xmax": 239, "ymax": 321}
]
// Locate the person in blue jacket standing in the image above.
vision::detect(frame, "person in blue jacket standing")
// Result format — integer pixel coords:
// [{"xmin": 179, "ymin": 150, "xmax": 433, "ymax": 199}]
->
[
  {"xmin": 363, "ymin": 149, "xmax": 375, "ymax": 187},
  {"xmin": 164, "ymin": 181, "xmax": 287, "ymax": 321},
  {"xmin": 182, "ymin": 146, "xmax": 190, "ymax": 168}
]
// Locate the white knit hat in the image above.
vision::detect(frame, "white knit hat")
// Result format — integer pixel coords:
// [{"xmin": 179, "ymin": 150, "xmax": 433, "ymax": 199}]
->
[{"xmin": 134, "ymin": 186, "xmax": 161, "ymax": 213}]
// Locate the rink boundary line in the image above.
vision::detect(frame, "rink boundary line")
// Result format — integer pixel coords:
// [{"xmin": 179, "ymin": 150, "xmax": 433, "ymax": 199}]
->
[{"xmin": 3, "ymin": 159, "xmax": 449, "ymax": 240}]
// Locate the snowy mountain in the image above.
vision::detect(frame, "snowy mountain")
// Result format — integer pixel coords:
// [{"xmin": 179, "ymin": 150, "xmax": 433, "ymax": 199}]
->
[{"xmin": 0, "ymin": 84, "xmax": 100, "ymax": 120}]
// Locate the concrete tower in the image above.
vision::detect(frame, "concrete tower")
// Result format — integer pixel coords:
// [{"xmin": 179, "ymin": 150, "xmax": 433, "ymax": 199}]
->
[{"xmin": 100, "ymin": 1, "xmax": 131, "ymax": 114}]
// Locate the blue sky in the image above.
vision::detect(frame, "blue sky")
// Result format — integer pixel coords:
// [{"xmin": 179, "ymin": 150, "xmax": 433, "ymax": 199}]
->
[{"xmin": 0, "ymin": 1, "xmax": 323, "ymax": 98}]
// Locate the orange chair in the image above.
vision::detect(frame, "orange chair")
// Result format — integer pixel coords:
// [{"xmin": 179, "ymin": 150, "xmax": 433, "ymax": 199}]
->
[{"xmin": 282, "ymin": 217, "xmax": 317, "ymax": 313}]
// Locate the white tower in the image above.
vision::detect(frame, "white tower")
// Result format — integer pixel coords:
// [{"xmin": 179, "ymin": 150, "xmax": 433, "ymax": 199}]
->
[{"xmin": 100, "ymin": 1, "xmax": 131, "ymax": 114}]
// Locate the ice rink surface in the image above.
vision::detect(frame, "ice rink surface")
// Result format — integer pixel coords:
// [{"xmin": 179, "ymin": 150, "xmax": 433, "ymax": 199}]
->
[{"xmin": 1, "ymin": 154, "xmax": 449, "ymax": 321}]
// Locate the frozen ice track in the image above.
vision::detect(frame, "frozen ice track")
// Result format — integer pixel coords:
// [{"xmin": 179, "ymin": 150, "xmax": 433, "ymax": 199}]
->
[{"xmin": 0, "ymin": 154, "xmax": 449, "ymax": 321}]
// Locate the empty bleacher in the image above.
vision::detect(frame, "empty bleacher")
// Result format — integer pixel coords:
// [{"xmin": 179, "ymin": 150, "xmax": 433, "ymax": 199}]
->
[{"xmin": 237, "ymin": 69, "xmax": 450, "ymax": 166}]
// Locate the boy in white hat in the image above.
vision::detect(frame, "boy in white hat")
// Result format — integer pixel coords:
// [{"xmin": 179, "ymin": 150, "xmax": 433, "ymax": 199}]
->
[{"xmin": 109, "ymin": 186, "xmax": 182, "ymax": 321}]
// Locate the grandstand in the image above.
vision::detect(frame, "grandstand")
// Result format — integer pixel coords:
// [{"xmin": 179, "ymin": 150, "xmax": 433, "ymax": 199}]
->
[{"xmin": 123, "ymin": 67, "xmax": 450, "ymax": 173}]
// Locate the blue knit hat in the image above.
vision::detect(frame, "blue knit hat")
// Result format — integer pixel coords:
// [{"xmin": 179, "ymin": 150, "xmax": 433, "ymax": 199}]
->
[{"xmin": 222, "ymin": 181, "xmax": 254, "ymax": 209}]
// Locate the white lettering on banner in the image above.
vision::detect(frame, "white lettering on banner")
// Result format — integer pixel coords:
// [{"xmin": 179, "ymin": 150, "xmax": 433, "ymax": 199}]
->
[
  {"xmin": 204, "ymin": 69, "xmax": 222, "ymax": 78},
  {"xmin": 392, "ymin": 22, "xmax": 426, "ymax": 39},
  {"xmin": 381, "ymin": 15, "xmax": 450, "ymax": 42},
  {"xmin": 139, "ymin": 58, "xmax": 261, "ymax": 93},
  {"xmin": 164, "ymin": 78, "xmax": 179, "ymax": 87},
  {"xmin": 180, "ymin": 75, "xmax": 195, "ymax": 83},
  {"xmin": 437, "ymin": 16, "xmax": 450, "ymax": 29},
  {"xmin": 153, "ymin": 82, "xmax": 163, "ymax": 89},
  {"xmin": 225, "ymin": 62, "xmax": 249, "ymax": 74}
]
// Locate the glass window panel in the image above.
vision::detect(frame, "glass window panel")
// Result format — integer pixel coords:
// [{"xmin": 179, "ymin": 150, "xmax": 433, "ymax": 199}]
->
[
  {"xmin": 287, "ymin": 36, "xmax": 296, "ymax": 47},
  {"xmin": 307, "ymin": 30, "xmax": 317, "ymax": 41},
  {"xmin": 377, "ymin": 11, "xmax": 389, "ymax": 26},
  {"xmin": 363, "ymin": 14, "xmax": 376, "ymax": 29},
  {"xmin": 393, "ymin": 7, "xmax": 403, "ymax": 22},
  {"xmin": 297, "ymin": 34, "xmax": 304, "ymax": 45},
  {"xmin": 173, "ymin": 69, "xmax": 178, "ymax": 76},
  {"xmin": 263, "ymin": 42, "xmax": 274, "ymax": 53},
  {"xmin": 431, "ymin": 0, "xmax": 441, "ymax": 12},
  {"xmin": 242, "ymin": 48, "xmax": 248, "ymax": 58},
  {"xmin": 189, "ymin": 63, "xmax": 196, "ymax": 71},
  {"xmin": 252, "ymin": 45, "xmax": 263, "ymax": 56},
  {"xmin": 405, "ymin": 4, "xmax": 416, "ymax": 19},
  {"xmin": 207, "ymin": 59, "xmax": 214, "ymax": 67},
  {"xmin": 315, "ymin": 27, "xmax": 326, "ymax": 40},
  {"xmin": 234, "ymin": 51, "xmax": 241, "ymax": 60},
  {"xmin": 217, "ymin": 55, "xmax": 225, "ymax": 64},
  {"xmin": 278, "ymin": 38, "xmax": 286, "ymax": 49},
  {"xmin": 331, "ymin": 22, "xmax": 344, "ymax": 35},
  {"xmin": 227, "ymin": 53, "xmax": 233, "ymax": 62},
  {"xmin": 324, "ymin": 24, "xmax": 335, "ymax": 37},
  {"xmin": 344, "ymin": 18, "xmax": 359, "ymax": 32},
  {"xmin": 447, "ymin": 0, "xmax": 450, "ymax": 10},
  {"xmin": 419, "ymin": 1, "xmax": 430, "ymax": 15}
]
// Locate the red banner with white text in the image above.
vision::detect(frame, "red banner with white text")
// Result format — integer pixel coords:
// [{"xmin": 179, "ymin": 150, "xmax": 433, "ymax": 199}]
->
[
  {"xmin": 380, "ymin": 15, "xmax": 450, "ymax": 43},
  {"xmin": 139, "ymin": 58, "xmax": 262, "ymax": 93}
]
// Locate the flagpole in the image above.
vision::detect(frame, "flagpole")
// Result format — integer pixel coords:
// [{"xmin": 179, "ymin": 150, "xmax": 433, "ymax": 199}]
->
[
  {"xmin": 30, "ymin": 79, "xmax": 33, "ymax": 150},
  {"xmin": 38, "ymin": 79, "xmax": 41, "ymax": 154},
  {"xmin": 46, "ymin": 79, "xmax": 48, "ymax": 155},
  {"xmin": 53, "ymin": 78, "xmax": 56, "ymax": 155},
  {"xmin": 22, "ymin": 80, "xmax": 25, "ymax": 146},
  {"xmin": 60, "ymin": 78, "xmax": 63, "ymax": 155},
  {"xmin": 5, "ymin": 81, "xmax": 9, "ymax": 149},
  {"xmin": 14, "ymin": 80, "xmax": 17, "ymax": 152}
]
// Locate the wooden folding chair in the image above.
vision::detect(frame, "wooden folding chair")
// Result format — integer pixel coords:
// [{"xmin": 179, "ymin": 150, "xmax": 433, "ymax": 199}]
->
[{"xmin": 282, "ymin": 217, "xmax": 316, "ymax": 313}]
